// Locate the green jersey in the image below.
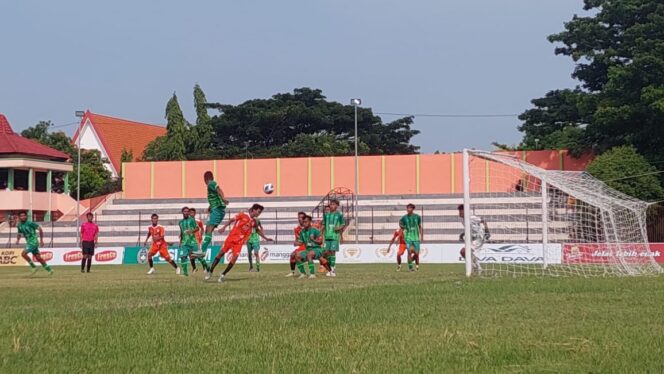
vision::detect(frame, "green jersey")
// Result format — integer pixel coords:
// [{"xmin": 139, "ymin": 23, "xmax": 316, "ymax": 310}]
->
[
  {"xmin": 248, "ymin": 219, "xmax": 262, "ymax": 244},
  {"xmin": 399, "ymin": 214, "xmax": 422, "ymax": 242},
  {"xmin": 298, "ymin": 227, "xmax": 323, "ymax": 251},
  {"xmin": 179, "ymin": 216, "xmax": 199, "ymax": 246},
  {"xmin": 207, "ymin": 180, "xmax": 226, "ymax": 210},
  {"xmin": 322, "ymin": 211, "xmax": 345, "ymax": 240},
  {"xmin": 17, "ymin": 221, "xmax": 40, "ymax": 247}
]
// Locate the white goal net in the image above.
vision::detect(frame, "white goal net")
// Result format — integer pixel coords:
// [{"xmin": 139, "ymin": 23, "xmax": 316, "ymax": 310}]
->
[{"xmin": 462, "ymin": 149, "xmax": 663, "ymax": 277}]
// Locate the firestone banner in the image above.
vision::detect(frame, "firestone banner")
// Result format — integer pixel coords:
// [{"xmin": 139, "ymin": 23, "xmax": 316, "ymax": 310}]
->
[{"xmin": 23, "ymin": 247, "xmax": 124, "ymax": 266}]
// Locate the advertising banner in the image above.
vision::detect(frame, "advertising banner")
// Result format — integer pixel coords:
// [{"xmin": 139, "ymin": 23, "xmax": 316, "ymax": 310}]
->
[
  {"xmin": 123, "ymin": 246, "xmax": 221, "ymax": 265},
  {"xmin": 26, "ymin": 247, "xmax": 124, "ymax": 266},
  {"xmin": 0, "ymin": 248, "xmax": 27, "ymax": 266},
  {"xmin": 474, "ymin": 243, "xmax": 563, "ymax": 265},
  {"xmin": 563, "ymin": 243, "xmax": 664, "ymax": 264}
]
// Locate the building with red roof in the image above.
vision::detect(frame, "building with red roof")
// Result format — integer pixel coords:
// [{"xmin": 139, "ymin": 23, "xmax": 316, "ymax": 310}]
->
[
  {"xmin": 1, "ymin": 114, "xmax": 76, "ymax": 222},
  {"xmin": 71, "ymin": 110, "xmax": 166, "ymax": 178}
]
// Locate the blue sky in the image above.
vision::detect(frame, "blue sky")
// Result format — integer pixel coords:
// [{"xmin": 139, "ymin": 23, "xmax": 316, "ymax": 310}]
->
[{"xmin": 0, "ymin": 0, "xmax": 582, "ymax": 153}]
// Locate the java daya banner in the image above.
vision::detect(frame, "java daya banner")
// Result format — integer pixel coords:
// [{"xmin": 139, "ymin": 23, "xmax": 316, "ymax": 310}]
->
[
  {"xmin": 26, "ymin": 247, "xmax": 124, "ymax": 266},
  {"xmin": 0, "ymin": 249, "xmax": 27, "ymax": 267},
  {"xmin": 563, "ymin": 243, "xmax": 664, "ymax": 264}
]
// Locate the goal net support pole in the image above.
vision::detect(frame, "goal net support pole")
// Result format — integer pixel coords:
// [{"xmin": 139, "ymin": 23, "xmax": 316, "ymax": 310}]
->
[
  {"xmin": 463, "ymin": 149, "xmax": 473, "ymax": 277},
  {"xmin": 541, "ymin": 181, "xmax": 549, "ymax": 270}
]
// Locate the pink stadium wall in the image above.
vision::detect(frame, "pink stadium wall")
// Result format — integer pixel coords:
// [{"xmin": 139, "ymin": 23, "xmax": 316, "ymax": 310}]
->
[{"xmin": 121, "ymin": 150, "xmax": 593, "ymax": 199}]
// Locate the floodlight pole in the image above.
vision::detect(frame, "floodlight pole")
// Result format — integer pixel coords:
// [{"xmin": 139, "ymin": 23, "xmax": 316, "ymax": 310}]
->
[
  {"xmin": 351, "ymin": 99, "xmax": 361, "ymax": 244},
  {"xmin": 75, "ymin": 111, "xmax": 84, "ymax": 247}
]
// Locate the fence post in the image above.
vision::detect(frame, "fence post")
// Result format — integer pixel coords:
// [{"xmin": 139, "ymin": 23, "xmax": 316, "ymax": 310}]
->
[
  {"xmin": 275, "ymin": 208, "xmax": 279, "ymax": 244},
  {"xmin": 370, "ymin": 207, "xmax": 374, "ymax": 244},
  {"xmin": 137, "ymin": 211, "xmax": 142, "ymax": 247}
]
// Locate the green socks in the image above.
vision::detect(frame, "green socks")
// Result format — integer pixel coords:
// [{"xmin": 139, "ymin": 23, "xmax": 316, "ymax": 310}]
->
[
  {"xmin": 28, "ymin": 261, "xmax": 36, "ymax": 269},
  {"xmin": 180, "ymin": 258, "xmax": 189, "ymax": 276},
  {"xmin": 297, "ymin": 262, "xmax": 306, "ymax": 274},
  {"xmin": 43, "ymin": 264, "xmax": 52, "ymax": 272},
  {"xmin": 408, "ymin": 260, "xmax": 413, "ymax": 270},
  {"xmin": 256, "ymin": 262, "xmax": 261, "ymax": 272},
  {"xmin": 201, "ymin": 232, "xmax": 212, "ymax": 253},
  {"xmin": 308, "ymin": 262, "xmax": 315, "ymax": 275},
  {"xmin": 329, "ymin": 255, "xmax": 336, "ymax": 268},
  {"xmin": 198, "ymin": 258, "xmax": 209, "ymax": 271}
]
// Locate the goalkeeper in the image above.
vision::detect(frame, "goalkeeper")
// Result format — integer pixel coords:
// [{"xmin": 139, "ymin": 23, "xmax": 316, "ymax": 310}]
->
[{"xmin": 457, "ymin": 204, "xmax": 490, "ymax": 274}]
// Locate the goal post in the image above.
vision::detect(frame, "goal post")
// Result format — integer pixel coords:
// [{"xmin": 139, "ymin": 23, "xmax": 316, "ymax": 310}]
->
[{"xmin": 462, "ymin": 149, "xmax": 663, "ymax": 277}]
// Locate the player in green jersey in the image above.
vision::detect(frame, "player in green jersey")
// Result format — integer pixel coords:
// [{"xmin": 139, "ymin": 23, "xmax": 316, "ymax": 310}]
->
[
  {"xmin": 295, "ymin": 215, "xmax": 331, "ymax": 279},
  {"xmin": 200, "ymin": 171, "xmax": 229, "ymax": 256},
  {"xmin": 321, "ymin": 199, "xmax": 347, "ymax": 276},
  {"xmin": 246, "ymin": 218, "xmax": 274, "ymax": 272},
  {"xmin": 399, "ymin": 203, "xmax": 423, "ymax": 272},
  {"xmin": 178, "ymin": 207, "xmax": 200, "ymax": 277},
  {"xmin": 179, "ymin": 206, "xmax": 206, "ymax": 276},
  {"xmin": 16, "ymin": 211, "xmax": 53, "ymax": 275}
]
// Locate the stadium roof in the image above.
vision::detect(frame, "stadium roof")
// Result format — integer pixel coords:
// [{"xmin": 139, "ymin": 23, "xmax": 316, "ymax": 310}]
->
[
  {"xmin": 72, "ymin": 110, "xmax": 166, "ymax": 176},
  {"xmin": 0, "ymin": 113, "xmax": 71, "ymax": 160}
]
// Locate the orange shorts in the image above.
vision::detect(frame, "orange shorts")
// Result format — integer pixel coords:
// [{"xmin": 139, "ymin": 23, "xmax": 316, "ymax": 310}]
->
[
  {"xmin": 222, "ymin": 240, "xmax": 243, "ymax": 257},
  {"xmin": 149, "ymin": 242, "xmax": 171, "ymax": 261},
  {"xmin": 397, "ymin": 244, "xmax": 407, "ymax": 256}
]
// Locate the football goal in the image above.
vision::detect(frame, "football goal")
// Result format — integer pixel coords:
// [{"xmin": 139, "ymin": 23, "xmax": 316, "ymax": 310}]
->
[{"xmin": 461, "ymin": 149, "xmax": 663, "ymax": 277}]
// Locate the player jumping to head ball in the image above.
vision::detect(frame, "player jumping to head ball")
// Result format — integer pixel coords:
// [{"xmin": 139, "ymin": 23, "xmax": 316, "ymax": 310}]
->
[{"xmin": 200, "ymin": 171, "xmax": 229, "ymax": 257}]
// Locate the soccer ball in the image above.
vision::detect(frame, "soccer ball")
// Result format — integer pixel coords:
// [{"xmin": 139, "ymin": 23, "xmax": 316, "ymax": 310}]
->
[{"xmin": 263, "ymin": 183, "xmax": 275, "ymax": 194}]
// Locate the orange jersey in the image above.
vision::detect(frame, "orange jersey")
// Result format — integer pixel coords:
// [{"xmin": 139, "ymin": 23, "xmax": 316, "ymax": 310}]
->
[
  {"xmin": 294, "ymin": 225, "xmax": 305, "ymax": 252},
  {"xmin": 392, "ymin": 230, "xmax": 406, "ymax": 246},
  {"xmin": 194, "ymin": 219, "xmax": 204, "ymax": 244},
  {"xmin": 148, "ymin": 225, "xmax": 166, "ymax": 245},
  {"xmin": 227, "ymin": 212, "xmax": 255, "ymax": 243}
]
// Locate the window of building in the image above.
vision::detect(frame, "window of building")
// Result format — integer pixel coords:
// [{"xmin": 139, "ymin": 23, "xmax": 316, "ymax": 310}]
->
[
  {"xmin": 13, "ymin": 169, "xmax": 28, "ymax": 191},
  {"xmin": 35, "ymin": 171, "xmax": 47, "ymax": 192}
]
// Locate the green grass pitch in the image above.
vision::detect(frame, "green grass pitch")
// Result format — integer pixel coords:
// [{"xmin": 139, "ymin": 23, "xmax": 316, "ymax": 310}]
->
[{"xmin": 1, "ymin": 264, "xmax": 663, "ymax": 373}]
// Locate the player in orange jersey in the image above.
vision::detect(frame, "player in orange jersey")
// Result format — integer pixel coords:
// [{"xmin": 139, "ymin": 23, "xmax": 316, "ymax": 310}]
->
[
  {"xmin": 144, "ymin": 214, "xmax": 178, "ymax": 275},
  {"xmin": 188, "ymin": 208, "xmax": 206, "ymax": 272},
  {"xmin": 387, "ymin": 228, "xmax": 407, "ymax": 272},
  {"xmin": 206, "ymin": 204, "xmax": 265, "ymax": 283},
  {"xmin": 286, "ymin": 212, "xmax": 307, "ymax": 277}
]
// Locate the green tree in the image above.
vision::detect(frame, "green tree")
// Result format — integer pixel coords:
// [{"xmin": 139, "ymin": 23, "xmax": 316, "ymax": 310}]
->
[
  {"xmin": 120, "ymin": 147, "xmax": 134, "ymax": 164},
  {"xmin": 21, "ymin": 121, "xmax": 113, "ymax": 198},
  {"xmin": 207, "ymin": 87, "xmax": 419, "ymax": 158},
  {"xmin": 191, "ymin": 84, "xmax": 213, "ymax": 152},
  {"xmin": 586, "ymin": 145, "xmax": 664, "ymax": 201},
  {"xmin": 518, "ymin": 0, "xmax": 664, "ymax": 161},
  {"xmin": 143, "ymin": 93, "xmax": 189, "ymax": 161},
  {"xmin": 21, "ymin": 121, "xmax": 76, "ymax": 158},
  {"xmin": 70, "ymin": 150, "xmax": 114, "ymax": 199}
]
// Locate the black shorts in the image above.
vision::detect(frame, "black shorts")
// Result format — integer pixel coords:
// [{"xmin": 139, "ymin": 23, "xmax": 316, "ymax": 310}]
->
[{"xmin": 82, "ymin": 241, "xmax": 95, "ymax": 256}]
